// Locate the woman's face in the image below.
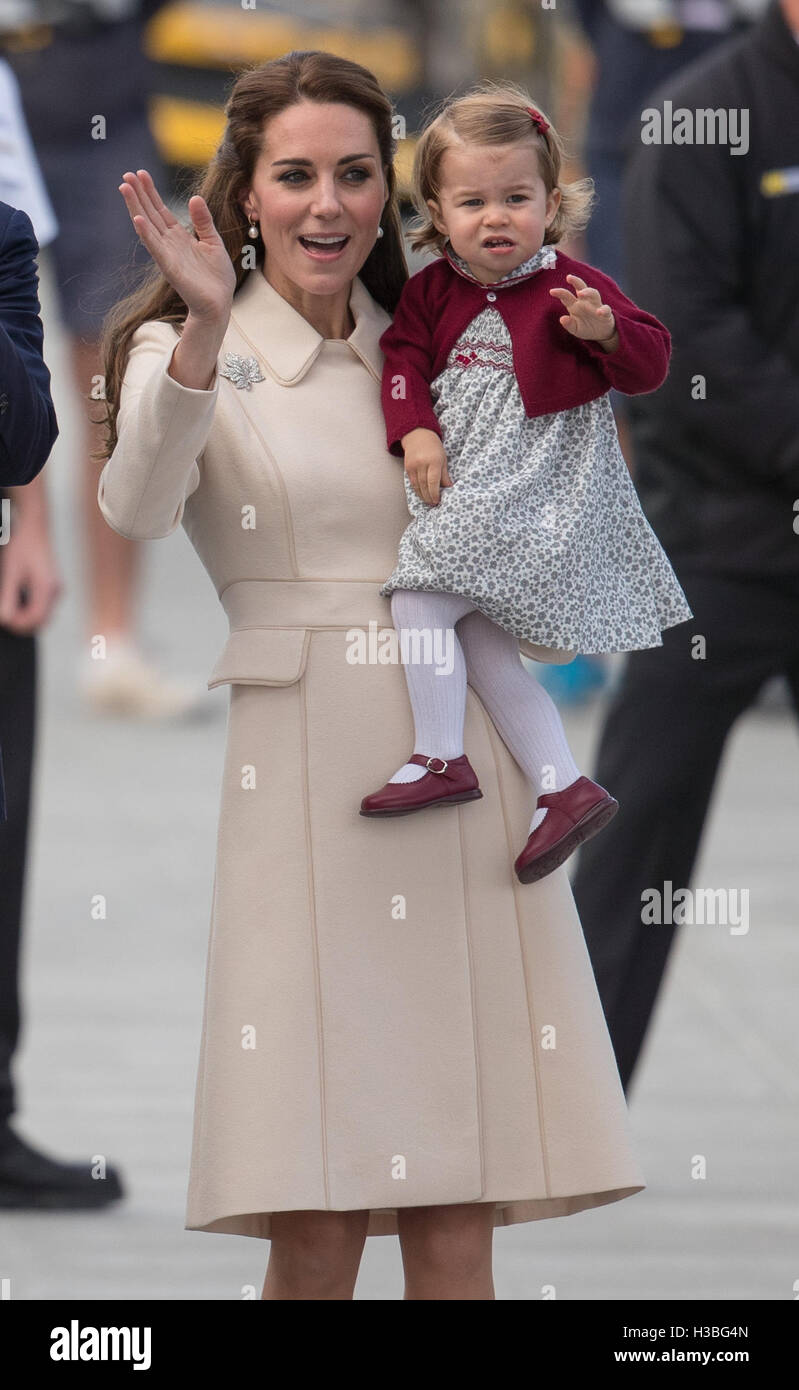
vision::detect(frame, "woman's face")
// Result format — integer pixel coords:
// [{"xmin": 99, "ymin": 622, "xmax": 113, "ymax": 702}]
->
[{"xmin": 242, "ymin": 99, "xmax": 389, "ymax": 301}]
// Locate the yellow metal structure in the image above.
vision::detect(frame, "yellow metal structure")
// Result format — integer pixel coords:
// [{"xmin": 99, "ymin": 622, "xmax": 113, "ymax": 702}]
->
[
  {"xmin": 145, "ymin": 3, "xmax": 419, "ymax": 86},
  {"xmin": 144, "ymin": 3, "xmax": 420, "ymax": 193}
]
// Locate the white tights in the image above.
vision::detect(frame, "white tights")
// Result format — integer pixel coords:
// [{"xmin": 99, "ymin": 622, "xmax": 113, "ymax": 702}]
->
[{"xmin": 388, "ymin": 589, "xmax": 582, "ymax": 835}]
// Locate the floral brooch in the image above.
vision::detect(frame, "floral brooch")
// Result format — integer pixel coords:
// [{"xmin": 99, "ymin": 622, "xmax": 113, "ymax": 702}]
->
[{"xmin": 219, "ymin": 352, "xmax": 265, "ymax": 390}]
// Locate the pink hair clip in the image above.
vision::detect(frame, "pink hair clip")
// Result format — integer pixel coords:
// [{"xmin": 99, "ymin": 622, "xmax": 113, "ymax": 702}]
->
[{"xmin": 525, "ymin": 106, "xmax": 550, "ymax": 135}]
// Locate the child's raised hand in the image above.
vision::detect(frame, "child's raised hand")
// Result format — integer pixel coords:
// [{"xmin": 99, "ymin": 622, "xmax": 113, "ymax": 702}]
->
[
  {"xmin": 400, "ymin": 428, "xmax": 454, "ymax": 507},
  {"xmin": 550, "ymin": 275, "xmax": 617, "ymax": 345}
]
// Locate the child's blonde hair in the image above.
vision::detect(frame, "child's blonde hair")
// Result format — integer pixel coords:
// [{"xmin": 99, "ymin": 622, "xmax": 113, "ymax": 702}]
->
[{"xmin": 408, "ymin": 80, "xmax": 595, "ymax": 256}]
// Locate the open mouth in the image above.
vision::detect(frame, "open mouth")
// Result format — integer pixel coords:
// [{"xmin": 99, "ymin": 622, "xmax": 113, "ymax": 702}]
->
[
  {"xmin": 482, "ymin": 237, "xmax": 515, "ymax": 250},
  {"xmin": 298, "ymin": 233, "xmax": 351, "ymax": 257}
]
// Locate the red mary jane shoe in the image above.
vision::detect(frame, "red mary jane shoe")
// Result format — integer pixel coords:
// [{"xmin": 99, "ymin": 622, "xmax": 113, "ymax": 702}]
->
[
  {"xmin": 514, "ymin": 776, "xmax": 618, "ymax": 883},
  {"xmin": 360, "ymin": 753, "xmax": 482, "ymax": 817}
]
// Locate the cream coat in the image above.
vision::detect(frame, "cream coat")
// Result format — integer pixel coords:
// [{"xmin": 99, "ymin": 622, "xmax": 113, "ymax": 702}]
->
[{"xmin": 98, "ymin": 265, "xmax": 645, "ymax": 1239}]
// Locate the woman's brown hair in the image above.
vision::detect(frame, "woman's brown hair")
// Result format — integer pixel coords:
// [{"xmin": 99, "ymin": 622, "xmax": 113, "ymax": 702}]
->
[
  {"xmin": 408, "ymin": 79, "xmax": 594, "ymax": 257},
  {"xmin": 95, "ymin": 49, "xmax": 408, "ymax": 461}
]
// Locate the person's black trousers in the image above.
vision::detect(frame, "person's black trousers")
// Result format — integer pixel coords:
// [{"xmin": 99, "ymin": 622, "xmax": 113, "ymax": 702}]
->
[
  {"xmin": 0, "ymin": 626, "xmax": 36, "ymax": 1133},
  {"xmin": 571, "ymin": 569, "xmax": 799, "ymax": 1095}
]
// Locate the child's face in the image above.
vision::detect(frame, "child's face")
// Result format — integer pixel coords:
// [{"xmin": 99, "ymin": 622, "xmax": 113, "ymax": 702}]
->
[{"xmin": 427, "ymin": 140, "xmax": 561, "ymax": 285}]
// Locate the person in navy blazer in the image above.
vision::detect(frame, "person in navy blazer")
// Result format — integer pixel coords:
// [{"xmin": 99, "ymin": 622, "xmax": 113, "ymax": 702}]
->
[
  {"xmin": 0, "ymin": 66, "xmax": 125, "ymax": 1206},
  {"xmin": 0, "ymin": 199, "xmax": 58, "ymax": 487}
]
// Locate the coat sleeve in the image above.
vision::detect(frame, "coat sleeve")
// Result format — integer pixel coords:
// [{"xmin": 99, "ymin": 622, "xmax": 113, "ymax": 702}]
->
[
  {"xmin": 97, "ymin": 319, "xmax": 219, "ymax": 540},
  {"xmin": 379, "ymin": 274, "xmax": 443, "ymax": 456},
  {"xmin": 570, "ymin": 267, "xmax": 672, "ymax": 395},
  {"xmin": 0, "ymin": 207, "xmax": 58, "ymax": 486}
]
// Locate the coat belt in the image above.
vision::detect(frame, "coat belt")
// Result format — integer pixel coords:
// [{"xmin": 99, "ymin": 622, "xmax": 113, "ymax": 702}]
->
[
  {"xmin": 219, "ymin": 578, "xmax": 395, "ymax": 632},
  {"xmin": 208, "ymin": 579, "xmax": 395, "ymax": 690}
]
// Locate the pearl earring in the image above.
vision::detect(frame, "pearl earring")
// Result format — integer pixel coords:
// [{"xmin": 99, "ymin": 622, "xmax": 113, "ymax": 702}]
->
[
  {"xmin": 376, "ymin": 225, "xmax": 384, "ymax": 239},
  {"xmin": 247, "ymin": 213, "xmax": 259, "ymax": 239}
]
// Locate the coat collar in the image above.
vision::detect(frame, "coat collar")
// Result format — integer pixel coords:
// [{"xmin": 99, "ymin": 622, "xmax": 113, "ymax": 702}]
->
[{"xmin": 227, "ymin": 265, "xmax": 391, "ymax": 386}]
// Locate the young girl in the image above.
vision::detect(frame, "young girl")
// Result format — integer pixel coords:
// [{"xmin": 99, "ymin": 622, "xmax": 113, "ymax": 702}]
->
[{"xmin": 360, "ymin": 83, "xmax": 693, "ymax": 884}]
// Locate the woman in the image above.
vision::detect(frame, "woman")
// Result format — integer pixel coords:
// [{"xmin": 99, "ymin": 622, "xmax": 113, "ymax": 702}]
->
[{"xmin": 96, "ymin": 50, "xmax": 644, "ymax": 1301}]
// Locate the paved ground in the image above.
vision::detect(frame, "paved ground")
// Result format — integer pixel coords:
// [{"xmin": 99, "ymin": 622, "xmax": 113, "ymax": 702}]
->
[{"xmin": 1, "ymin": 254, "xmax": 797, "ymax": 1301}]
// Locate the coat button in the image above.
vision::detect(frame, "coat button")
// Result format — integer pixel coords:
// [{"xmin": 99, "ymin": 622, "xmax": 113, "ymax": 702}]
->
[{"xmin": 486, "ymin": 291, "xmax": 497, "ymax": 302}]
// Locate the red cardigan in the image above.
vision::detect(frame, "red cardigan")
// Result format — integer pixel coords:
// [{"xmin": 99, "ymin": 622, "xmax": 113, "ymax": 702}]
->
[{"xmin": 379, "ymin": 246, "xmax": 671, "ymax": 456}]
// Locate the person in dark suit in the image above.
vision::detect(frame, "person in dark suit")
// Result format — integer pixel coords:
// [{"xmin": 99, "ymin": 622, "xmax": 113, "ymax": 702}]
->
[
  {"xmin": 0, "ymin": 196, "xmax": 123, "ymax": 1205},
  {"xmin": 0, "ymin": 197, "xmax": 58, "ymax": 830},
  {"xmin": 0, "ymin": 199, "xmax": 58, "ymax": 487},
  {"xmin": 571, "ymin": 0, "xmax": 799, "ymax": 1094}
]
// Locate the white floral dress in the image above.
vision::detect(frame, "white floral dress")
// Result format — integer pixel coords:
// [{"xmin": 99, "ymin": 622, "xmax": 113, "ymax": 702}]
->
[{"xmin": 379, "ymin": 244, "xmax": 693, "ymax": 654}]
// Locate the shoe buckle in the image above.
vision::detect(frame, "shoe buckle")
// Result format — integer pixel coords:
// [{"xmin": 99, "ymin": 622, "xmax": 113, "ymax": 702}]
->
[{"xmin": 426, "ymin": 756, "xmax": 448, "ymax": 774}]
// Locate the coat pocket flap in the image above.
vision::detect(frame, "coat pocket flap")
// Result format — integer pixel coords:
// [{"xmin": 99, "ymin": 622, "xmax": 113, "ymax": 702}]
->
[{"xmin": 207, "ymin": 628, "xmax": 310, "ymax": 689}]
